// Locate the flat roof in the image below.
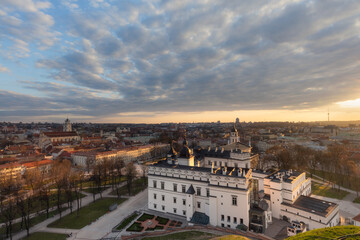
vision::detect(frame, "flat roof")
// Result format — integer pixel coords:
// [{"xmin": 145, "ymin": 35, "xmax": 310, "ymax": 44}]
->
[{"xmin": 282, "ymin": 195, "xmax": 338, "ymax": 217}]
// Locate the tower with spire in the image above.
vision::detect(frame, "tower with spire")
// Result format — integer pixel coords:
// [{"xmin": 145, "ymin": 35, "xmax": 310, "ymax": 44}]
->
[
  {"xmin": 63, "ymin": 118, "xmax": 72, "ymax": 132},
  {"xmin": 228, "ymin": 122, "xmax": 240, "ymax": 144}
]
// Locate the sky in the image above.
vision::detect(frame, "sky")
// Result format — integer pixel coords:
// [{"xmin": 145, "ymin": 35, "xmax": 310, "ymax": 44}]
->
[{"xmin": 1, "ymin": 0, "xmax": 360, "ymax": 123}]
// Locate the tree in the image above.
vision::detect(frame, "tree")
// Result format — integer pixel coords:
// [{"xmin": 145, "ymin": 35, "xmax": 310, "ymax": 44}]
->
[
  {"xmin": 126, "ymin": 163, "xmax": 137, "ymax": 196},
  {"xmin": 114, "ymin": 157, "xmax": 125, "ymax": 198},
  {"xmin": 52, "ymin": 160, "xmax": 71, "ymax": 219}
]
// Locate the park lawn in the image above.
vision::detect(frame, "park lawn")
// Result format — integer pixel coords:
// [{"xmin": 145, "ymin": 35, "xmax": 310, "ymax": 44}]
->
[
  {"xmin": 110, "ymin": 178, "xmax": 147, "ymax": 196},
  {"xmin": 310, "ymin": 169, "xmax": 359, "ymax": 192},
  {"xmin": 116, "ymin": 212, "xmax": 139, "ymax": 230},
  {"xmin": 311, "ymin": 182, "xmax": 349, "ymax": 200},
  {"xmin": 0, "ymin": 191, "xmax": 85, "ymax": 223},
  {"xmin": 20, "ymin": 232, "xmax": 67, "ymax": 240},
  {"xmin": 212, "ymin": 236, "xmax": 250, "ymax": 240},
  {"xmin": 354, "ymin": 197, "xmax": 360, "ymax": 204},
  {"xmin": 81, "ymin": 187, "xmax": 109, "ymax": 194},
  {"xmin": 286, "ymin": 225, "xmax": 360, "ymax": 240},
  {"xmin": 142, "ymin": 231, "xmax": 217, "ymax": 240},
  {"xmin": 0, "ymin": 208, "xmax": 66, "ymax": 236},
  {"xmin": 80, "ymin": 176, "xmax": 126, "ymax": 188},
  {"xmin": 48, "ymin": 198, "xmax": 126, "ymax": 229}
]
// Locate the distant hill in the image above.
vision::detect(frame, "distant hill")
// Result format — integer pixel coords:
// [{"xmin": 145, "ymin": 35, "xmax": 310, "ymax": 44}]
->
[{"xmin": 286, "ymin": 225, "xmax": 360, "ymax": 239}]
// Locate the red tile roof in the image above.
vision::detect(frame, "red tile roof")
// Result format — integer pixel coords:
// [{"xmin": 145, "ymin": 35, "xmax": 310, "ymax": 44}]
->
[
  {"xmin": 43, "ymin": 132, "xmax": 79, "ymax": 137},
  {"xmin": 353, "ymin": 213, "xmax": 360, "ymax": 222}
]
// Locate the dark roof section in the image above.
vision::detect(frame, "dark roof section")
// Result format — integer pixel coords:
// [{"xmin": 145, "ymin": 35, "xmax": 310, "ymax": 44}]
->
[
  {"xmin": 43, "ymin": 131, "xmax": 78, "ymax": 137},
  {"xmin": 190, "ymin": 212, "xmax": 209, "ymax": 225},
  {"xmin": 282, "ymin": 195, "xmax": 338, "ymax": 217},
  {"xmin": 266, "ymin": 169, "xmax": 302, "ymax": 183},
  {"xmin": 152, "ymin": 160, "xmax": 211, "ymax": 173},
  {"xmin": 186, "ymin": 184, "xmax": 195, "ymax": 194}
]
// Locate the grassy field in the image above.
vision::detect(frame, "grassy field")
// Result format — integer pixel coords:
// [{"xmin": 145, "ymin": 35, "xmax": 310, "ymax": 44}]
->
[
  {"xmin": 20, "ymin": 232, "xmax": 68, "ymax": 240},
  {"xmin": 311, "ymin": 182, "xmax": 349, "ymax": 200},
  {"xmin": 110, "ymin": 178, "xmax": 147, "ymax": 196},
  {"xmin": 48, "ymin": 198, "xmax": 126, "ymax": 229},
  {"xmin": 142, "ymin": 231, "xmax": 217, "ymax": 240},
  {"xmin": 212, "ymin": 236, "xmax": 250, "ymax": 240},
  {"xmin": 81, "ymin": 187, "xmax": 109, "ymax": 194},
  {"xmin": 0, "ymin": 208, "xmax": 66, "ymax": 237},
  {"xmin": 286, "ymin": 225, "xmax": 360, "ymax": 240},
  {"xmin": 0, "ymin": 191, "xmax": 85, "ymax": 223},
  {"xmin": 80, "ymin": 176, "xmax": 126, "ymax": 188},
  {"xmin": 310, "ymin": 169, "xmax": 359, "ymax": 192},
  {"xmin": 354, "ymin": 197, "xmax": 360, "ymax": 204}
]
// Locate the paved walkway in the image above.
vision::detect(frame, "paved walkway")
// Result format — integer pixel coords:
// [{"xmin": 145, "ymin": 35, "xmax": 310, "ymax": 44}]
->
[
  {"xmin": 73, "ymin": 189, "xmax": 148, "ymax": 240},
  {"xmin": 10, "ymin": 183, "xmax": 127, "ymax": 240}
]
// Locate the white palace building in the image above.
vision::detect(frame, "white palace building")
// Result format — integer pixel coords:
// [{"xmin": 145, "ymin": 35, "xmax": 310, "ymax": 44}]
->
[{"xmin": 147, "ymin": 125, "xmax": 340, "ymax": 233}]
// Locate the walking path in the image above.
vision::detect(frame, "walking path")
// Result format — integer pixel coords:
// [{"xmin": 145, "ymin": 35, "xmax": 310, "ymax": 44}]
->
[{"xmin": 11, "ymin": 182, "xmax": 127, "ymax": 240}]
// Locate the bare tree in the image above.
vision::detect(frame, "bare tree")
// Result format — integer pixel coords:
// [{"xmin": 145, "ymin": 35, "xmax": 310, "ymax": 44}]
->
[
  {"xmin": 52, "ymin": 160, "xmax": 71, "ymax": 219},
  {"xmin": 114, "ymin": 157, "xmax": 125, "ymax": 198},
  {"xmin": 126, "ymin": 162, "xmax": 137, "ymax": 196}
]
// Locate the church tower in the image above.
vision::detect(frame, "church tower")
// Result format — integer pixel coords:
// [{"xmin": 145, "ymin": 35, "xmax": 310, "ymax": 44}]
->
[
  {"xmin": 228, "ymin": 123, "xmax": 240, "ymax": 144},
  {"xmin": 63, "ymin": 118, "xmax": 72, "ymax": 132}
]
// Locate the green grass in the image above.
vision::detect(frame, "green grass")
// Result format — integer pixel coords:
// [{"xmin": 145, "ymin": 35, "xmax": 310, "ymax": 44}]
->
[
  {"xmin": 138, "ymin": 213, "xmax": 154, "ymax": 221},
  {"xmin": 20, "ymin": 232, "xmax": 68, "ymax": 240},
  {"xmin": 80, "ymin": 176, "xmax": 126, "ymax": 188},
  {"xmin": 311, "ymin": 182, "xmax": 349, "ymax": 200},
  {"xmin": 127, "ymin": 222, "xmax": 143, "ymax": 232},
  {"xmin": 116, "ymin": 212, "xmax": 139, "ymax": 231},
  {"xmin": 0, "ymin": 191, "xmax": 86, "ymax": 223},
  {"xmin": 81, "ymin": 187, "xmax": 108, "ymax": 194},
  {"xmin": 155, "ymin": 216, "xmax": 169, "ymax": 225},
  {"xmin": 48, "ymin": 198, "xmax": 126, "ymax": 229},
  {"xmin": 286, "ymin": 225, "xmax": 360, "ymax": 240},
  {"xmin": 109, "ymin": 178, "xmax": 148, "ymax": 196},
  {"xmin": 0, "ymin": 208, "xmax": 66, "ymax": 236},
  {"xmin": 310, "ymin": 169, "xmax": 360, "ymax": 192},
  {"xmin": 354, "ymin": 197, "xmax": 360, "ymax": 204},
  {"xmin": 142, "ymin": 231, "xmax": 217, "ymax": 240}
]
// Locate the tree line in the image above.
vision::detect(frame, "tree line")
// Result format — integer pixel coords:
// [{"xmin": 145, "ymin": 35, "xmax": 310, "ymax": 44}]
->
[
  {"xmin": 0, "ymin": 156, "xmax": 139, "ymax": 240},
  {"xmin": 260, "ymin": 143, "xmax": 360, "ymax": 195}
]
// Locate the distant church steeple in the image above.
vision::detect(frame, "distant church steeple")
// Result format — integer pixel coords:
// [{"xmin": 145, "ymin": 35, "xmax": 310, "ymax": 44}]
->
[
  {"xmin": 63, "ymin": 118, "xmax": 72, "ymax": 132},
  {"xmin": 229, "ymin": 121, "xmax": 240, "ymax": 144}
]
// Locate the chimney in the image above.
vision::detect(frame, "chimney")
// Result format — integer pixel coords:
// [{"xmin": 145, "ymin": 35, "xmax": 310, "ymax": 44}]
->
[{"xmin": 221, "ymin": 148, "xmax": 224, "ymax": 153}]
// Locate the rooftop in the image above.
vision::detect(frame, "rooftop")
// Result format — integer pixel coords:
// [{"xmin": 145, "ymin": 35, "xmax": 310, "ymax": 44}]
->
[
  {"xmin": 266, "ymin": 169, "xmax": 302, "ymax": 183},
  {"xmin": 282, "ymin": 195, "xmax": 338, "ymax": 217}
]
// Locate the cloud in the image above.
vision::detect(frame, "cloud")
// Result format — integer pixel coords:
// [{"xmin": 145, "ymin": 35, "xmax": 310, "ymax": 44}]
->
[
  {"xmin": 1, "ymin": 0, "xmax": 360, "ymax": 121},
  {"xmin": 0, "ymin": 64, "xmax": 9, "ymax": 73}
]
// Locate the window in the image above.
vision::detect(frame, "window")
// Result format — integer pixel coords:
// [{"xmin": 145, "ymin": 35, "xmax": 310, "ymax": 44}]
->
[
  {"xmin": 221, "ymin": 223, "xmax": 224, "ymax": 227},
  {"xmin": 197, "ymin": 202, "xmax": 201, "ymax": 208},
  {"xmin": 233, "ymin": 217, "xmax": 237, "ymax": 224},
  {"xmin": 208, "ymin": 161, "xmax": 211, "ymax": 165},
  {"xmin": 196, "ymin": 187, "xmax": 201, "ymax": 196},
  {"xmin": 234, "ymin": 163, "xmax": 238, "ymax": 168},
  {"xmin": 221, "ymin": 215, "xmax": 224, "ymax": 221},
  {"xmin": 173, "ymin": 208, "xmax": 177, "ymax": 213},
  {"xmin": 214, "ymin": 161, "xmax": 217, "ymax": 166},
  {"xmin": 153, "ymin": 180, "xmax": 157, "ymax": 188},
  {"xmin": 232, "ymin": 196, "xmax": 237, "ymax": 206},
  {"xmin": 183, "ymin": 210, "xmax": 186, "ymax": 216},
  {"xmin": 154, "ymin": 193, "xmax": 157, "ymax": 199},
  {"xmin": 173, "ymin": 184, "xmax": 177, "ymax": 192},
  {"xmin": 240, "ymin": 218, "xmax": 243, "ymax": 224},
  {"xmin": 183, "ymin": 199, "xmax": 186, "ymax": 206},
  {"xmin": 182, "ymin": 185, "xmax": 186, "ymax": 193},
  {"xmin": 206, "ymin": 188, "xmax": 210, "ymax": 197},
  {"xmin": 173, "ymin": 197, "xmax": 177, "ymax": 203},
  {"xmin": 162, "ymin": 205, "xmax": 165, "ymax": 211},
  {"xmin": 161, "ymin": 182, "xmax": 165, "ymax": 189},
  {"xmin": 154, "ymin": 204, "xmax": 157, "ymax": 209},
  {"xmin": 162, "ymin": 195, "xmax": 165, "ymax": 201},
  {"xmin": 227, "ymin": 225, "xmax": 231, "ymax": 228},
  {"xmin": 227, "ymin": 216, "xmax": 230, "ymax": 222}
]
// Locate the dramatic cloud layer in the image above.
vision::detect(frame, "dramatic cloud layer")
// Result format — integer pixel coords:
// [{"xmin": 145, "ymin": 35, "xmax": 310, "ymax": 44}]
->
[{"xmin": 1, "ymin": 0, "xmax": 360, "ymax": 122}]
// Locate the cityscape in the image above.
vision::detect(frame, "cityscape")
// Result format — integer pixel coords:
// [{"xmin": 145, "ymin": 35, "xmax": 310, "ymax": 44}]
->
[{"xmin": 1, "ymin": 1, "xmax": 360, "ymax": 240}]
